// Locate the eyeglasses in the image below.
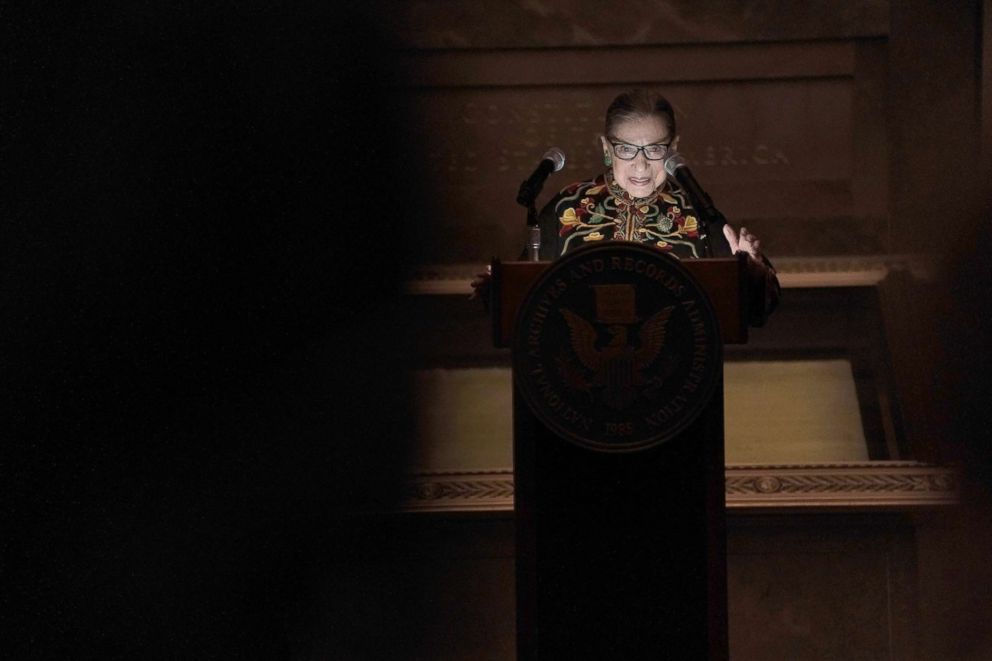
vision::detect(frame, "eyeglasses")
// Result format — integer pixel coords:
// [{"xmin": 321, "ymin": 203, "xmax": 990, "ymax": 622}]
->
[{"xmin": 608, "ymin": 138, "xmax": 671, "ymax": 161}]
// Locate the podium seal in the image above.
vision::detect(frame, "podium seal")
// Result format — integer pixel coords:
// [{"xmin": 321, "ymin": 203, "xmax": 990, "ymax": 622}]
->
[{"xmin": 513, "ymin": 242, "xmax": 722, "ymax": 452}]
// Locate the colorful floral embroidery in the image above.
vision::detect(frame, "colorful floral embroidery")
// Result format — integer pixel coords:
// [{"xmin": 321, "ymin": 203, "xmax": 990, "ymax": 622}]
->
[
  {"xmin": 551, "ymin": 171, "xmax": 707, "ymax": 259},
  {"xmin": 683, "ymin": 215, "xmax": 699, "ymax": 237}
]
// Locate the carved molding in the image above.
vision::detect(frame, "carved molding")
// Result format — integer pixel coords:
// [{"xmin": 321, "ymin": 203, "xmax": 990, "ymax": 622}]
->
[
  {"xmin": 403, "ymin": 254, "xmax": 937, "ymax": 294},
  {"xmin": 394, "ymin": 42, "xmax": 857, "ymax": 87},
  {"xmin": 403, "ymin": 469, "xmax": 516, "ymax": 512},
  {"xmin": 400, "ymin": 462, "xmax": 957, "ymax": 513},
  {"xmin": 372, "ymin": 2, "xmax": 887, "ymax": 51},
  {"xmin": 724, "ymin": 462, "xmax": 957, "ymax": 510}
]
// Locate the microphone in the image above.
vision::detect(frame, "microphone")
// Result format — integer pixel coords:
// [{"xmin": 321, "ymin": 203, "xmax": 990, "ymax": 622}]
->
[
  {"xmin": 663, "ymin": 150, "xmax": 731, "ymax": 256},
  {"xmin": 517, "ymin": 147, "xmax": 566, "ymax": 208},
  {"xmin": 663, "ymin": 150, "xmax": 722, "ymax": 220}
]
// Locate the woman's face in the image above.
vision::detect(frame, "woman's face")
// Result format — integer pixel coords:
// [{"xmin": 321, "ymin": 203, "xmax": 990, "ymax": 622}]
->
[{"xmin": 601, "ymin": 114, "xmax": 675, "ymax": 198}]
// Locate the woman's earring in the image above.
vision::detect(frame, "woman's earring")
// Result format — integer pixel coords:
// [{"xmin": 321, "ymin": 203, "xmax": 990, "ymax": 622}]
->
[{"xmin": 603, "ymin": 152, "xmax": 613, "ymax": 167}]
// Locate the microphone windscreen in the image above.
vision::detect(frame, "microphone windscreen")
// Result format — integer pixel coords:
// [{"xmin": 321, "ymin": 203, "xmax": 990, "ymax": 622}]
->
[
  {"xmin": 543, "ymin": 147, "xmax": 566, "ymax": 172},
  {"xmin": 663, "ymin": 150, "xmax": 688, "ymax": 177}
]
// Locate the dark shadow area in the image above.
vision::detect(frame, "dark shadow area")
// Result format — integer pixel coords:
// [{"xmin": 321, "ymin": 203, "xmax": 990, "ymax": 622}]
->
[
  {"xmin": 915, "ymin": 193, "xmax": 992, "ymax": 660},
  {"xmin": 4, "ymin": 3, "xmax": 424, "ymax": 658}
]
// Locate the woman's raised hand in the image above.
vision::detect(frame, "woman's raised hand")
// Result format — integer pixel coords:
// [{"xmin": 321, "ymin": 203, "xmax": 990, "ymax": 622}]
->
[
  {"xmin": 723, "ymin": 224, "xmax": 762, "ymax": 260},
  {"xmin": 469, "ymin": 264, "xmax": 492, "ymax": 301}
]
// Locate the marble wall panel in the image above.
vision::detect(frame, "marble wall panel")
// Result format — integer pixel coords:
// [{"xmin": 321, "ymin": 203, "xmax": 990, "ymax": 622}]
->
[{"xmin": 728, "ymin": 518, "xmax": 916, "ymax": 660}]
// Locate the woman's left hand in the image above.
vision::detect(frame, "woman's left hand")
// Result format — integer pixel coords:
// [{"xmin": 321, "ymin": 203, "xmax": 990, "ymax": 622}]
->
[
  {"xmin": 469, "ymin": 264, "xmax": 492, "ymax": 301},
  {"xmin": 723, "ymin": 224, "xmax": 779, "ymax": 326},
  {"xmin": 723, "ymin": 224, "xmax": 762, "ymax": 260}
]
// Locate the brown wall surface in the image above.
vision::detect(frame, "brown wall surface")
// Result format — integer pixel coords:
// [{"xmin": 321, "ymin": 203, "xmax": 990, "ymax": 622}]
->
[
  {"xmin": 375, "ymin": 1, "xmax": 899, "ymax": 262},
  {"xmin": 370, "ymin": 2, "xmax": 990, "ymax": 660},
  {"xmin": 322, "ymin": 514, "xmax": 918, "ymax": 661}
]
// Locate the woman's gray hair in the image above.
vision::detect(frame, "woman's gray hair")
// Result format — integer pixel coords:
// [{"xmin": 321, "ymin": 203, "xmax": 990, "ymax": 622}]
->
[{"xmin": 604, "ymin": 89, "xmax": 676, "ymax": 139}]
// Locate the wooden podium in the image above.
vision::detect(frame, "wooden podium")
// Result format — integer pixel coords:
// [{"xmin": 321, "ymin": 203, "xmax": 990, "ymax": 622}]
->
[{"xmin": 493, "ymin": 245, "xmax": 749, "ymax": 660}]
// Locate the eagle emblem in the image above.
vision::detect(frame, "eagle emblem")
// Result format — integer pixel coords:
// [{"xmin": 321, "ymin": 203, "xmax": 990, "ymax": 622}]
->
[{"xmin": 559, "ymin": 305, "xmax": 674, "ymax": 410}]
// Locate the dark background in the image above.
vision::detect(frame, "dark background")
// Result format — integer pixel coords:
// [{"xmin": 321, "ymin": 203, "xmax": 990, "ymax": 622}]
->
[
  {"xmin": 5, "ymin": 2, "xmax": 992, "ymax": 659},
  {"xmin": 4, "ymin": 3, "xmax": 421, "ymax": 658}
]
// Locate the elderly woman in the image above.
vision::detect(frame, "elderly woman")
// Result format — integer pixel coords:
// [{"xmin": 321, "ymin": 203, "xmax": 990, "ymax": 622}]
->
[
  {"xmin": 474, "ymin": 88, "xmax": 778, "ymax": 323},
  {"xmin": 540, "ymin": 89, "xmax": 764, "ymax": 262}
]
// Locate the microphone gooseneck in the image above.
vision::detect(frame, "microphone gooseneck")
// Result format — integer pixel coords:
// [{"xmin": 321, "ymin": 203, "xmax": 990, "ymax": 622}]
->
[
  {"xmin": 518, "ymin": 147, "xmax": 567, "ymax": 261},
  {"xmin": 663, "ymin": 150, "xmax": 730, "ymax": 257},
  {"xmin": 663, "ymin": 151, "xmax": 717, "ymax": 219},
  {"xmin": 517, "ymin": 147, "xmax": 566, "ymax": 210}
]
